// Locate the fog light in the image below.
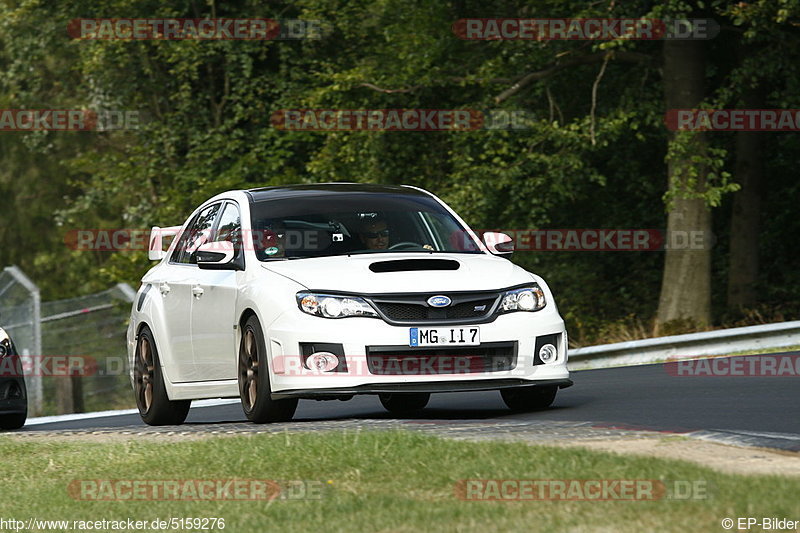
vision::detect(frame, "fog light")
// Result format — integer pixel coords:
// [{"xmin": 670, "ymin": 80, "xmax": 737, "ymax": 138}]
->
[
  {"xmin": 305, "ymin": 351, "xmax": 339, "ymax": 372},
  {"xmin": 0, "ymin": 344, "xmax": 6, "ymax": 357},
  {"xmin": 539, "ymin": 343, "xmax": 557, "ymax": 364}
]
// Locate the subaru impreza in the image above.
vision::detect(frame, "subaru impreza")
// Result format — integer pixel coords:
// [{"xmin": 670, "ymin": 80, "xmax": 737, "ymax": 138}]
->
[{"xmin": 128, "ymin": 184, "xmax": 571, "ymax": 425}]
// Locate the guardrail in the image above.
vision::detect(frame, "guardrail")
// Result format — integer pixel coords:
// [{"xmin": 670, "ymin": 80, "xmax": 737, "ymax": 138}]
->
[{"xmin": 568, "ymin": 320, "xmax": 800, "ymax": 370}]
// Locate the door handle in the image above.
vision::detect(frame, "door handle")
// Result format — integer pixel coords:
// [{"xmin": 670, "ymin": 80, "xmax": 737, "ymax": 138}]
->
[
  {"xmin": 159, "ymin": 282, "xmax": 170, "ymax": 296},
  {"xmin": 192, "ymin": 284, "xmax": 204, "ymax": 298}
]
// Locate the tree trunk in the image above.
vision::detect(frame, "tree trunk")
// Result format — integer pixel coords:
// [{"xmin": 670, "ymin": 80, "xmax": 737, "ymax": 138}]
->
[
  {"xmin": 55, "ymin": 375, "xmax": 74, "ymax": 414},
  {"xmin": 727, "ymin": 86, "xmax": 764, "ymax": 309},
  {"xmin": 55, "ymin": 371, "xmax": 84, "ymax": 414},
  {"xmin": 656, "ymin": 40, "xmax": 712, "ymax": 332},
  {"xmin": 72, "ymin": 374, "xmax": 85, "ymax": 413}
]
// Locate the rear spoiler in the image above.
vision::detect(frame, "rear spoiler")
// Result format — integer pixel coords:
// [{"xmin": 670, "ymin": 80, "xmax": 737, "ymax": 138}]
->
[{"xmin": 148, "ymin": 226, "xmax": 182, "ymax": 261}]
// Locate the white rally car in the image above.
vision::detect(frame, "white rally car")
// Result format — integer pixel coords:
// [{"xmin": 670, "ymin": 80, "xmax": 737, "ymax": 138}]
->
[{"xmin": 128, "ymin": 184, "xmax": 571, "ymax": 425}]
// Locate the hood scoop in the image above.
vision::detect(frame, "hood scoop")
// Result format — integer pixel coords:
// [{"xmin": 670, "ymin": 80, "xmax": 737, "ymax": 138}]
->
[{"xmin": 369, "ymin": 258, "xmax": 461, "ymax": 273}]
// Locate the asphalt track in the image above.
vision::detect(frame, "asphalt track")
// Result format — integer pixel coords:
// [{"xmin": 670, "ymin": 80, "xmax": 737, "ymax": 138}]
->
[{"xmin": 19, "ymin": 362, "xmax": 800, "ymax": 442}]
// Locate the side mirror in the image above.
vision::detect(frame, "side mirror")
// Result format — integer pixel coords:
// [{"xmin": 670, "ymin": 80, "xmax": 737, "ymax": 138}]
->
[
  {"xmin": 196, "ymin": 241, "xmax": 243, "ymax": 270},
  {"xmin": 483, "ymin": 232, "xmax": 514, "ymax": 256}
]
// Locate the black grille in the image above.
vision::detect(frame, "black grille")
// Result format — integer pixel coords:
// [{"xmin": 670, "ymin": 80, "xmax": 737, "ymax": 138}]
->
[
  {"xmin": 366, "ymin": 342, "xmax": 517, "ymax": 375},
  {"xmin": 374, "ymin": 302, "xmax": 428, "ymax": 321},
  {"xmin": 369, "ymin": 293, "xmax": 500, "ymax": 324}
]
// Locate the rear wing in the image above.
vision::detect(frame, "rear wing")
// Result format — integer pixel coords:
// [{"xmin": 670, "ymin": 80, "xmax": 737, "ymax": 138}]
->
[{"xmin": 148, "ymin": 226, "xmax": 182, "ymax": 261}]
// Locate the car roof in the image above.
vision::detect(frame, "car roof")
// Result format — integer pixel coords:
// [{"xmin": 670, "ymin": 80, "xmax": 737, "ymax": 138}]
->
[{"xmin": 245, "ymin": 183, "xmax": 429, "ymax": 203}]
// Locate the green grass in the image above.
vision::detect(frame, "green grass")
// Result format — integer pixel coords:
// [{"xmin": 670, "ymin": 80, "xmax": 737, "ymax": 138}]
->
[{"xmin": 1, "ymin": 431, "xmax": 798, "ymax": 532}]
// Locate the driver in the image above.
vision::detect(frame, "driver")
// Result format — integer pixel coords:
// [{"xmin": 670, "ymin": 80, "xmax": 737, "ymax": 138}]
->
[{"xmin": 358, "ymin": 217, "xmax": 390, "ymax": 250}]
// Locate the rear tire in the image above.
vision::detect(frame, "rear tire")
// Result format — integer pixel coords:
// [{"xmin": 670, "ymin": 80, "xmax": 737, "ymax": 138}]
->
[
  {"xmin": 379, "ymin": 392, "xmax": 430, "ymax": 415},
  {"xmin": 239, "ymin": 315, "xmax": 298, "ymax": 423},
  {"xmin": 134, "ymin": 326, "xmax": 191, "ymax": 426},
  {"xmin": 501, "ymin": 386, "xmax": 557, "ymax": 412}
]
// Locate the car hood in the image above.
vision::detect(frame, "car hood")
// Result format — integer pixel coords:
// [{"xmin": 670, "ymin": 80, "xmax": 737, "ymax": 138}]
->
[{"xmin": 260, "ymin": 253, "xmax": 533, "ymax": 293}]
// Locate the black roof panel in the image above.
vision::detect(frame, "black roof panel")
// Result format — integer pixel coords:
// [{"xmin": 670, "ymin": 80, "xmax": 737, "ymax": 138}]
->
[{"xmin": 246, "ymin": 183, "xmax": 427, "ymax": 202}]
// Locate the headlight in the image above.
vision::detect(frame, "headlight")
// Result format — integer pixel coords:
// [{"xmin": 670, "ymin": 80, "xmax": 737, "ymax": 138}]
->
[
  {"xmin": 500, "ymin": 285, "xmax": 546, "ymax": 312},
  {"xmin": 297, "ymin": 292, "xmax": 378, "ymax": 319},
  {"xmin": 0, "ymin": 336, "xmax": 10, "ymax": 357}
]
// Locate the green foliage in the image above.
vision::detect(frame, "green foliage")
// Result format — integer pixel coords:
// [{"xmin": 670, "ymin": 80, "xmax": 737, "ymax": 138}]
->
[
  {"xmin": 0, "ymin": 0, "xmax": 798, "ymax": 337},
  {"xmin": 663, "ymin": 131, "xmax": 738, "ymax": 210}
]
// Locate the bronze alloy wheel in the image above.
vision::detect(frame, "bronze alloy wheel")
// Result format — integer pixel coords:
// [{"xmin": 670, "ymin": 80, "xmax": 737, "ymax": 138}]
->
[
  {"xmin": 134, "ymin": 334, "xmax": 155, "ymax": 414},
  {"xmin": 237, "ymin": 315, "xmax": 298, "ymax": 423},
  {"xmin": 239, "ymin": 327, "xmax": 259, "ymax": 412},
  {"xmin": 134, "ymin": 326, "xmax": 191, "ymax": 426}
]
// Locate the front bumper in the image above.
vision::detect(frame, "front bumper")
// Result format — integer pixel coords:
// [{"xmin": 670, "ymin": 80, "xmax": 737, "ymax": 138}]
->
[
  {"xmin": 272, "ymin": 378, "xmax": 573, "ymax": 399},
  {"xmin": 266, "ymin": 308, "xmax": 569, "ymax": 395}
]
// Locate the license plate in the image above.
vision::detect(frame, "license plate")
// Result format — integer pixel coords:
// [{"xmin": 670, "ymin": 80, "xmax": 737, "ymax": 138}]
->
[{"xmin": 409, "ymin": 327, "xmax": 480, "ymax": 347}]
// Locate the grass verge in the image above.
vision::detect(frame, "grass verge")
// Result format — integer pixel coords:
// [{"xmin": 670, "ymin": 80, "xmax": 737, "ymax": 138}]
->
[{"xmin": 1, "ymin": 430, "xmax": 798, "ymax": 532}]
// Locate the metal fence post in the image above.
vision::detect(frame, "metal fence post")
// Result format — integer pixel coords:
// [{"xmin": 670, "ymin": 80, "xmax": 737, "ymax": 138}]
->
[{"xmin": 2, "ymin": 266, "xmax": 42, "ymax": 414}]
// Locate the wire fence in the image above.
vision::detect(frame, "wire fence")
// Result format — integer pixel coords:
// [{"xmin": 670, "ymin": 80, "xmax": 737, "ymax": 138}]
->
[
  {"xmin": 0, "ymin": 265, "xmax": 136, "ymax": 416},
  {"xmin": 0, "ymin": 266, "xmax": 42, "ymax": 413},
  {"xmin": 40, "ymin": 283, "xmax": 136, "ymax": 415}
]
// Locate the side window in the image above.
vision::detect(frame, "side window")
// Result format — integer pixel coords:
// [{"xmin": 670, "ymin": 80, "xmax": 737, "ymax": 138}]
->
[
  {"xmin": 212, "ymin": 203, "xmax": 242, "ymax": 246},
  {"xmin": 171, "ymin": 203, "xmax": 222, "ymax": 264}
]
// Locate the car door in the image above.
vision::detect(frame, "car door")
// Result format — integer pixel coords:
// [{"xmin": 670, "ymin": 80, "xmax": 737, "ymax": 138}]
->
[
  {"xmin": 191, "ymin": 201, "xmax": 242, "ymax": 381},
  {"xmin": 158, "ymin": 202, "xmax": 222, "ymax": 382}
]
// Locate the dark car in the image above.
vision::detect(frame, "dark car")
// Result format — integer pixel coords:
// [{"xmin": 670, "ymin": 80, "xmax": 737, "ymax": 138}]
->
[{"xmin": 0, "ymin": 326, "xmax": 27, "ymax": 430}]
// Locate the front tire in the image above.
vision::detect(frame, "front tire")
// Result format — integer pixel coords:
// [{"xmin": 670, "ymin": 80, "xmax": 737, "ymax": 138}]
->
[
  {"xmin": 0, "ymin": 412, "xmax": 26, "ymax": 430},
  {"xmin": 134, "ymin": 326, "xmax": 191, "ymax": 426},
  {"xmin": 239, "ymin": 315, "xmax": 298, "ymax": 423},
  {"xmin": 0, "ymin": 356, "xmax": 27, "ymax": 430},
  {"xmin": 501, "ymin": 386, "xmax": 558, "ymax": 412},
  {"xmin": 379, "ymin": 392, "xmax": 430, "ymax": 416}
]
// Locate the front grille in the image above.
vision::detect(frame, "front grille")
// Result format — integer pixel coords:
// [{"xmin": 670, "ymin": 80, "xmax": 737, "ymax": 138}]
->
[
  {"xmin": 366, "ymin": 342, "xmax": 517, "ymax": 375},
  {"xmin": 375, "ymin": 302, "xmax": 428, "ymax": 321},
  {"xmin": 368, "ymin": 293, "xmax": 501, "ymax": 324}
]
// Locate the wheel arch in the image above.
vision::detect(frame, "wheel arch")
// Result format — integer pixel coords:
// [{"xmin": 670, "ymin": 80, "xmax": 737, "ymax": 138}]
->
[{"xmin": 238, "ymin": 308, "xmax": 258, "ymax": 331}]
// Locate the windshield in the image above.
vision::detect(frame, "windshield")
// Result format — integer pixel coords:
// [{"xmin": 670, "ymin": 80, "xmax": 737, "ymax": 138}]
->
[{"xmin": 249, "ymin": 192, "xmax": 483, "ymax": 260}]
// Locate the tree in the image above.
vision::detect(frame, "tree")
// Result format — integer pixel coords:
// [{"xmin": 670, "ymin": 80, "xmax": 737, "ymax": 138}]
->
[{"xmin": 655, "ymin": 38, "xmax": 712, "ymax": 330}]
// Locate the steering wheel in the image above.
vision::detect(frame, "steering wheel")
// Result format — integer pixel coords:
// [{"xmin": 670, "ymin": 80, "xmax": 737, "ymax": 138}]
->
[{"xmin": 388, "ymin": 241, "xmax": 424, "ymax": 251}]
